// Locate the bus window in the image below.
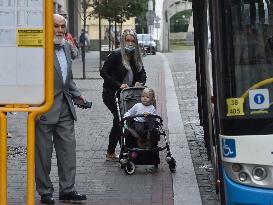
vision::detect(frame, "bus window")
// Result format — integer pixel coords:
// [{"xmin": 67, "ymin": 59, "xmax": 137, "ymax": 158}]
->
[{"xmin": 223, "ymin": 0, "xmax": 273, "ymax": 118}]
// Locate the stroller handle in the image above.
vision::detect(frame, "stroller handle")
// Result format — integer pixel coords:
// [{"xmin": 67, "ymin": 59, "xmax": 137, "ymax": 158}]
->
[
  {"xmin": 121, "ymin": 114, "xmax": 163, "ymax": 124},
  {"xmin": 115, "ymin": 85, "xmax": 146, "ymax": 97}
]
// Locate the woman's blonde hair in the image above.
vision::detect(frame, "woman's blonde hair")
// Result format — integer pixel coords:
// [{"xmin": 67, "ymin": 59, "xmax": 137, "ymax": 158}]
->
[{"xmin": 119, "ymin": 28, "xmax": 143, "ymax": 72}]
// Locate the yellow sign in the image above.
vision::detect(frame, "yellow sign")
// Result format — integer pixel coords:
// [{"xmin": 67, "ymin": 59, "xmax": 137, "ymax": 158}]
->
[
  {"xmin": 226, "ymin": 98, "xmax": 245, "ymax": 116},
  {"xmin": 17, "ymin": 29, "xmax": 44, "ymax": 47}
]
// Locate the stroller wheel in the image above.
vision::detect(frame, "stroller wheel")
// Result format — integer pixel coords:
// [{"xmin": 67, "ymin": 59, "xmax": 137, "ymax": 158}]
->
[
  {"xmin": 168, "ymin": 157, "xmax": 176, "ymax": 173},
  {"xmin": 124, "ymin": 162, "xmax": 135, "ymax": 175}
]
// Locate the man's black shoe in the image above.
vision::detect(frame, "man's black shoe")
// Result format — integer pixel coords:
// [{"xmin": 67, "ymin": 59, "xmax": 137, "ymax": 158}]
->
[
  {"xmin": 59, "ymin": 191, "xmax": 87, "ymax": 202},
  {"xmin": 40, "ymin": 194, "xmax": 55, "ymax": 204}
]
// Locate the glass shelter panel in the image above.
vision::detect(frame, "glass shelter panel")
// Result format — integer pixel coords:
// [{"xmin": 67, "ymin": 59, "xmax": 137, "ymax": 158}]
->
[{"xmin": 0, "ymin": 0, "xmax": 44, "ymax": 104}]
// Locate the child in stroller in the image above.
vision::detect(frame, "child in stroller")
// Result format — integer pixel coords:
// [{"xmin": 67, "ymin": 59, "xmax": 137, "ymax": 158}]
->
[
  {"xmin": 118, "ymin": 86, "xmax": 176, "ymax": 175},
  {"xmin": 123, "ymin": 87, "xmax": 156, "ymax": 149}
]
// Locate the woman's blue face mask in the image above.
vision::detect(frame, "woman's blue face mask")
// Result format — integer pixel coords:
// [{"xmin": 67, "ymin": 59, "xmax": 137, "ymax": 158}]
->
[{"xmin": 125, "ymin": 45, "xmax": 136, "ymax": 54}]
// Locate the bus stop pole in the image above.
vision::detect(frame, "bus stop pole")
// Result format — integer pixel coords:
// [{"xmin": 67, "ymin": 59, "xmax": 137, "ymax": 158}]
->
[
  {"xmin": 0, "ymin": 112, "xmax": 7, "ymax": 205},
  {"xmin": 26, "ymin": 112, "xmax": 38, "ymax": 205},
  {"xmin": 26, "ymin": 1, "xmax": 54, "ymax": 203}
]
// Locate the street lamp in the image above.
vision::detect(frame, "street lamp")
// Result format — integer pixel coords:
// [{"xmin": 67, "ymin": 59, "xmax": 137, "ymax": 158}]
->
[
  {"xmin": 98, "ymin": 0, "xmax": 102, "ymax": 69},
  {"xmin": 146, "ymin": 0, "xmax": 155, "ymax": 34},
  {"xmin": 146, "ymin": 0, "xmax": 155, "ymax": 53}
]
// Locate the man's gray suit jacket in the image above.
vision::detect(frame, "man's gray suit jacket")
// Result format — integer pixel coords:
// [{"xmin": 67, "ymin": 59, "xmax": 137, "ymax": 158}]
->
[{"xmin": 39, "ymin": 42, "xmax": 81, "ymax": 124}]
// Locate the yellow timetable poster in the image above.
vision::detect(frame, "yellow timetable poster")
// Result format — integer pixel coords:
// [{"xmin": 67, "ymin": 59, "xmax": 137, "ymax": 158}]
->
[{"xmin": 17, "ymin": 29, "xmax": 44, "ymax": 47}]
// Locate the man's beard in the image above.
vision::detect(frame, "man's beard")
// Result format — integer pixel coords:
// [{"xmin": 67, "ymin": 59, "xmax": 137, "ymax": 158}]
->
[{"xmin": 54, "ymin": 35, "xmax": 64, "ymax": 45}]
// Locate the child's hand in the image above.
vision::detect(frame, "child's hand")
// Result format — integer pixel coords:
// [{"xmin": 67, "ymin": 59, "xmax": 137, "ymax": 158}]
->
[{"xmin": 144, "ymin": 112, "xmax": 149, "ymax": 117}]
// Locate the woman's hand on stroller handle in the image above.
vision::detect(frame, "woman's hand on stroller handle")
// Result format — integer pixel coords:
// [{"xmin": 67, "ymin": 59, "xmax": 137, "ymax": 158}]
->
[
  {"xmin": 134, "ymin": 82, "xmax": 143, "ymax": 86},
  {"xmin": 120, "ymin": 83, "xmax": 144, "ymax": 90},
  {"xmin": 120, "ymin": 83, "xmax": 129, "ymax": 89}
]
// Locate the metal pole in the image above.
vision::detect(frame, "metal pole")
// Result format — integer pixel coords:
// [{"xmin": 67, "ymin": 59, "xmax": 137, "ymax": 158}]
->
[
  {"xmin": 0, "ymin": 112, "xmax": 7, "ymax": 205},
  {"xmin": 82, "ymin": 0, "xmax": 87, "ymax": 79},
  {"xmin": 99, "ymin": 1, "xmax": 102, "ymax": 69},
  {"xmin": 27, "ymin": 113, "xmax": 36, "ymax": 205},
  {"xmin": 157, "ymin": 27, "xmax": 158, "ymax": 41}
]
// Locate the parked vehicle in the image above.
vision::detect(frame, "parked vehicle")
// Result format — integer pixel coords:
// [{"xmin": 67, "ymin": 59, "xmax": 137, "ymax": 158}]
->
[{"xmin": 137, "ymin": 34, "xmax": 156, "ymax": 55}]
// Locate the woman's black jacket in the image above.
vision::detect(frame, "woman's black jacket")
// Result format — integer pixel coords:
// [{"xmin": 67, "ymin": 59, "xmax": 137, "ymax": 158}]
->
[{"xmin": 100, "ymin": 50, "xmax": 147, "ymax": 92}]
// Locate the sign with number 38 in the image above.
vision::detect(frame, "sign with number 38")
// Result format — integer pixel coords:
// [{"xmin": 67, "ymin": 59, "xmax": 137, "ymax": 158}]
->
[{"xmin": 226, "ymin": 98, "xmax": 245, "ymax": 116}]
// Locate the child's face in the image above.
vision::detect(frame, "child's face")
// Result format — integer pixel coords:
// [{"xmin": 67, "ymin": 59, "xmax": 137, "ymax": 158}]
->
[{"xmin": 141, "ymin": 91, "xmax": 153, "ymax": 106}]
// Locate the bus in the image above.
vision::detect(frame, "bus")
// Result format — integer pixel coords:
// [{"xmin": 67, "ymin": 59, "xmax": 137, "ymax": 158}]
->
[{"xmin": 192, "ymin": 0, "xmax": 273, "ymax": 204}]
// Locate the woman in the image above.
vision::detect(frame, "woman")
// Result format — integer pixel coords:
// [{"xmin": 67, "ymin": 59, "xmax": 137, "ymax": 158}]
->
[{"xmin": 100, "ymin": 29, "xmax": 147, "ymax": 161}]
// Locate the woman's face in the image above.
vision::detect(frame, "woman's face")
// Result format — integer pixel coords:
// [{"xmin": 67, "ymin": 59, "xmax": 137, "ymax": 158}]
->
[{"xmin": 125, "ymin": 34, "xmax": 136, "ymax": 47}]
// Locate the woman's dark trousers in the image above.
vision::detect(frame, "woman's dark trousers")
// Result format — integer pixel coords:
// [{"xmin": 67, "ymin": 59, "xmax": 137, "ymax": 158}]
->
[{"xmin": 102, "ymin": 90, "xmax": 121, "ymax": 154}]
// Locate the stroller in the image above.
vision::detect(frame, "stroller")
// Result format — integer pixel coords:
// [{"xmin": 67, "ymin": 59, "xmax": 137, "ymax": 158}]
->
[{"xmin": 117, "ymin": 86, "xmax": 176, "ymax": 175}]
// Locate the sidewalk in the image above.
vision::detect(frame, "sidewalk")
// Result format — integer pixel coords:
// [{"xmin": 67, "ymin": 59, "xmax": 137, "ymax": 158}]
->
[{"xmin": 7, "ymin": 51, "xmax": 202, "ymax": 204}]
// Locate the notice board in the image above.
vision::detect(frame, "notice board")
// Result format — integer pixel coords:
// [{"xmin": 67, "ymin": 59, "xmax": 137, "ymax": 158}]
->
[{"xmin": 0, "ymin": 0, "xmax": 44, "ymax": 104}]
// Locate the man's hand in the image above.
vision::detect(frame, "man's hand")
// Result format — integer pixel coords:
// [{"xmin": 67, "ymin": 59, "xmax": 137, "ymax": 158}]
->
[
  {"xmin": 73, "ymin": 95, "xmax": 92, "ymax": 109},
  {"xmin": 78, "ymin": 95, "xmax": 86, "ymax": 103}
]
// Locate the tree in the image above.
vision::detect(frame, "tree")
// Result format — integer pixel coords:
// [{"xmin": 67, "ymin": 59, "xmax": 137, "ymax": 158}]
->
[
  {"xmin": 92, "ymin": 0, "xmax": 146, "ymax": 23},
  {"xmin": 135, "ymin": 0, "xmax": 149, "ymax": 33},
  {"xmin": 91, "ymin": 0, "xmax": 147, "ymax": 67},
  {"xmin": 92, "ymin": 0, "xmax": 147, "ymax": 44}
]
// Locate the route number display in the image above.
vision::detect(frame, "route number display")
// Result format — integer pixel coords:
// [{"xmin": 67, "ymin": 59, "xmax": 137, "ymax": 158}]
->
[{"xmin": 226, "ymin": 98, "xmax": 245, "ymax": 116}]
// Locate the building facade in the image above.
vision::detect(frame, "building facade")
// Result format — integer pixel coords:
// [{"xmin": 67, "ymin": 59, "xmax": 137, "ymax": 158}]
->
[{"xmin": 53, "ymin": 0, "xmax": 136, "ymax": 50}]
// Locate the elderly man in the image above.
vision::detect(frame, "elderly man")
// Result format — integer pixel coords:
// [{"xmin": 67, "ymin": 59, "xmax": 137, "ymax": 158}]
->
[{"xmin": 35, "ymin": 14, "xmax": 87, "ymax": 204}]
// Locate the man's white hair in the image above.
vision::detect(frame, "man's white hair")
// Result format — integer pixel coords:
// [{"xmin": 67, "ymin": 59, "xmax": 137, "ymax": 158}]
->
[{"xmin": 53, "ymin": 13, "xmax": 67, "ymax": 27}]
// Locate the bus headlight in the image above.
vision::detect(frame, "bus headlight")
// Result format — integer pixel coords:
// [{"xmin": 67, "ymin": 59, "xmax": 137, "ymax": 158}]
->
[
  {"xmin": 252, "ymin": 166, "xmax": 267, "ymax": 181},
  {"xmin": 238, "ymin": 172, "xmax": 248, "ymax": 182}
]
